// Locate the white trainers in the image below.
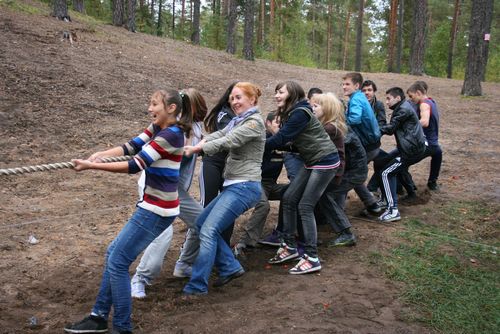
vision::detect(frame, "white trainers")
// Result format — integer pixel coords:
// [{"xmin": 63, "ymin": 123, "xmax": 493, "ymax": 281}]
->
[
  {"xmin": 131, "ymin": 274, "xmax": 146, "ymax": 299},
  {"xmin": 173, "ymin": 260, "xmax": 192, "ymax": 278},
  {"xmin": 379, "ymin": 207, "xmax": 401, "ymax": 222}
]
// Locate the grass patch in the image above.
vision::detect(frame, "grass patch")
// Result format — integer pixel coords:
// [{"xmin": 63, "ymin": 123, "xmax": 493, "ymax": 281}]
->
[
  {"xmin": 0, "ymin": 0, "xmax": 47, "ymax": 15},
  {"xmin": 375, "ymin": 201, "xmax": 500, "ymax": 333}
]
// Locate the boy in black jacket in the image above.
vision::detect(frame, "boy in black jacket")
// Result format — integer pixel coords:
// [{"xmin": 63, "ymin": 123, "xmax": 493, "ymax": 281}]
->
[{"xmin": 378, "ymin": 87, "xmax": 428, "ymax": 222}]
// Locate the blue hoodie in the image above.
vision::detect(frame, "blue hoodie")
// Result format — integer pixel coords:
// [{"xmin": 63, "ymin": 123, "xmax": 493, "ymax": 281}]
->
[{"xmin": 346, "ymin": 90, "xmax": 381, "ymax": 151}]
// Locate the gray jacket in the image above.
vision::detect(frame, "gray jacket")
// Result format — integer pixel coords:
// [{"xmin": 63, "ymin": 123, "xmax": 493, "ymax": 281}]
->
[{"xmin": 203, "ymin": 111, "xmax": 265, "ymax": 182}]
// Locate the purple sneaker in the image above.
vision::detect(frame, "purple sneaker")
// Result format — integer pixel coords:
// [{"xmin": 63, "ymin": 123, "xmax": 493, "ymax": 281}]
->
[{"xmin": 258, "ymin": 229, "xmax": 281, "ymax": 247}]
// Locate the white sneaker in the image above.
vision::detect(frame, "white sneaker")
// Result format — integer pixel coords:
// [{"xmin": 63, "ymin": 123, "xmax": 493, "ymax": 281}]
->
[
  {"xmin": 173, "ymin": 260, "xmax": 192, "ymax": 278},
  {"xmin": 131, "ymin": 274, "xmax": 146, "ymax": 299},
  {"xmin": 379, "ymin": 207, "xmax": 401, "ymax": 222}
]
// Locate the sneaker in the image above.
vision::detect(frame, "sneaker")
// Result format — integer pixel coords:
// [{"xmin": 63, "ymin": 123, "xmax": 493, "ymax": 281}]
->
[
  {"xmin": 427, "ymin": 181, "xmax": 439, "ymax": 191},
  {"xmin": 366, "ymin": 202, "xmax": 383, "ymax": 214},
  {"xmin": 130, "ymin": 274, "xmax": 146, "ymax": 299},
  {"xmin": 376, "ymin": 198, "xmax": 388, "ymax": 210},
  {"xmin": 111, "ymin": 329, "xmax": 132, "ymax": 334},
  {"xmin": 289, "ymin": 255, "xmax": 321, "ymax": 275},
  {"xmin": 379, "ymin": 207, "xmax": 401, "ymax": 222},
  {"xmin": 329, "ymin": 232, "xmax": 356, "ymax": 247},
  {"xmin": 268, "ymin": 243, "xmax": 299, "ymax": 264},
  {"xmin": 400, "ymin": 193, "xmax": 418, "ymax": 205},
  {"xmin": 64, "ymin": 315, "xmax": 108, "ymax": 333},
  {"xmin": 173, "ymin": 261, "xmax": 192, "ymax": 278},
  {"xmin": 232, "ymin": 243, "xmax": 247, "ymax": 259},
  {"xmin": 297, "ymin": 243, "xmax": 305, "ymax": 257},
  {"xmin": 258, "ymin": 229, "xmax": 281, "ymax": 246}
]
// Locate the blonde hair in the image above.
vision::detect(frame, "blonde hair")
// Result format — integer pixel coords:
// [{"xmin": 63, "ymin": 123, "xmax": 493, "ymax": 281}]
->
[
  {"xmin": 234, "ymin": 82, "xmax": 262, "ymax": 105},
  {"xmin": 310, "ymin": 92, "xmax": 347, "ymax": 136}
]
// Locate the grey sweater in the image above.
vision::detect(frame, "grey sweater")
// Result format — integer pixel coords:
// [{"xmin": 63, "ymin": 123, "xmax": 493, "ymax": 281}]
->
[{"xmin": 203, "ymin": 111, "xmax": 265, "ymax": 182}]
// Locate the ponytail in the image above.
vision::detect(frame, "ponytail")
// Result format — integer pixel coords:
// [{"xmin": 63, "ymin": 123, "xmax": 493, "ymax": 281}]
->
[{"xmin": 155, "ymin": 89, "xmax": 193, "ymax": 137}]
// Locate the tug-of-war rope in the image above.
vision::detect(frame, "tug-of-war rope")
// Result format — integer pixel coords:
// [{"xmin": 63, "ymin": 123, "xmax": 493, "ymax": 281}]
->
[{"xmin": 0, "ymin": 156, "xmax": 133, "ymax": 176}]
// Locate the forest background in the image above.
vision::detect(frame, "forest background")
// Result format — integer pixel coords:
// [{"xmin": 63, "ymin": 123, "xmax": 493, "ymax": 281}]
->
[{"xmin": 49, "ymin": 0, "xmax": 499, "ymax": 83}]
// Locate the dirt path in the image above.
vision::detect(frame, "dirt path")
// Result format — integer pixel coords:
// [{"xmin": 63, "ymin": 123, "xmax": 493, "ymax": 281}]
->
[{"xmin": 1, "ymin": 3, "xmax": 499, "ymax": 333}]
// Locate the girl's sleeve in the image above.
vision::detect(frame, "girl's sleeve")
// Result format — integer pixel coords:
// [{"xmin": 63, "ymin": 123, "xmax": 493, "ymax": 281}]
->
[
  {"xmin": 122, "ymin": 123, "xmax": 156, "ymax": 155},
  {"xmin": 265, "ymin": 109, "xmax": 310, "ymax": 151}
]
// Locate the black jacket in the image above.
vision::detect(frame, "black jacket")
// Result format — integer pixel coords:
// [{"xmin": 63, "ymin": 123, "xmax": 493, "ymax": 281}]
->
[
  {"xmin": 380, "ymin": 99, "xmax": 427, "ymax": 160},
  {"xmin": 343, "ymin": 127, "xmax": 368, "ymax": 184},
  {"xmin": 370, "ymin": 98, "xmax": 387, "ymax": 128}
]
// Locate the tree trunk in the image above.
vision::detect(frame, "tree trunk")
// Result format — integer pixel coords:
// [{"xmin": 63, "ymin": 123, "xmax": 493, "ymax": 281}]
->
[
  {"xmin": 326, "ymin": 1, "xmax": 333, "ymax": 69},
  {"xmin": 181, "ymin": 0, "xmax": 186, "ymax": 34},
  {"xmin": 257, "ymin": 0, "xmax": 265, "ymax": 46},
  {"xmin": 395, "ymin": 0, "xmax": 404, "ymax": 73},
  {"xmin": 151, "ymin": 0, "xmax": 155, "ymax": 18},
  {"xmin": 113, "ymin": 0, "xmax": 125, "ymax": 26},
  {"xmin": 226, "ymin": 0, "xmax": 237, "ymax": 54},
  {"xmin": 127, "ymin": 0, "xmax": 136, "ymax": 32},
  {"xmin": 387, "ymin": 0, "xmax": 398, "ymax": 72},
  {"xmin": 461, "ymin": 0, "xmax": 494, "ymax": 96},
  {"xmin": 446, "ymin": 0, "xmax": 461, "ymax": 79},
  {"xmin": 191, "ymin": 0, "xmax": 200, "ymax": 44},
  {"xmin": 243, "ymin": 0, "xmax": 255, "ymax": 60},
  {"xmin": 409, "ymin": 0, "xmax": 428, "ymax": 76},
  {"xmin": 157, "ymin": 0, "xmax": 163, "ymax": 36},
  {"xmin": 172, "ymin": 0, "xmax": 176, "ymax": 37},
  {"xmin": 73, "ymin": 0, "xmax": 84, "ymax": 13},
  {"xmin": 354, "ymin": 0, "xmax": 364, "ymax": 71},
  {"xmin": 53, "ymin": 0, "xmax": 68, "ymax": 19},
  {"xmin": 342, "ymin": 9, "xmax": 351, "ymax": 70}
]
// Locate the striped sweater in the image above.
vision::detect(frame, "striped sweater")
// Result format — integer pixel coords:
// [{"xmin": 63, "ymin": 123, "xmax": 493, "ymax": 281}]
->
[{"xmin": 122, "ymin": 123, "xmax": 184, "ymax": 217}]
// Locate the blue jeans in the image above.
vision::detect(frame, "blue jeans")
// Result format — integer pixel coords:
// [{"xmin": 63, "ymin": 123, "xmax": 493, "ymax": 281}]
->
[
  {"xmin": 282, "ymin": 166, "xmax": 337, "ymax": 257},
  {"xmin": 183, "ymin": 181, "xmax": 261, "ymax": 294},
  {"xmin": 92, "ymin": 207, "xmax": 175, "ymax": 332}
]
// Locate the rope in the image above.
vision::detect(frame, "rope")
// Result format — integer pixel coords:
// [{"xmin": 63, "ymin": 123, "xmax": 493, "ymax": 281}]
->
[{"xmin": 0, "ymin": 156, "xmax": 133, "ymax": 176}]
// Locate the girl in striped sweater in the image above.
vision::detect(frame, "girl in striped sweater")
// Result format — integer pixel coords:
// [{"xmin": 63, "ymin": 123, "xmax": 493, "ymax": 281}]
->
[{"xmin": 64, "ymin": 89, "xmax": 191, "ymax": 334}]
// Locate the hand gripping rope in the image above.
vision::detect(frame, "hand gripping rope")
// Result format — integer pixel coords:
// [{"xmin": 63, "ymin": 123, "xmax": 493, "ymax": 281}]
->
[{"xmin": 0, "ymin": 156, "xmax": 133, "ymax": 176}]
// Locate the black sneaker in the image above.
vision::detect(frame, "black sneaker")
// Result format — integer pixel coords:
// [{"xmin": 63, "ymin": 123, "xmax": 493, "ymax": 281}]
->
[
  {"xmin": 427, "ymin": 181, "xmax": 439, "ymax": 191},
  {"xmin": 329, "ymin": 232, "xmax": 356, "ymax": 247},
  {"xmin": 64, "ymin": 315, "xmax": 108, "ymax": 333},
  {"xmin": 400, "ymin": 193, "xmax": 418, "ymax": 205},
  {"xmin": 366, "ymin": 202, "xmax": 383, "ymax": 214}
]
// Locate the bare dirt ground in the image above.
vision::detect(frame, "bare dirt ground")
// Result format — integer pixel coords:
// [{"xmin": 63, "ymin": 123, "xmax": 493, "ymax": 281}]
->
[{"xmin": 0, "ymin": 2, "xmax": 499, "ymax": 333}]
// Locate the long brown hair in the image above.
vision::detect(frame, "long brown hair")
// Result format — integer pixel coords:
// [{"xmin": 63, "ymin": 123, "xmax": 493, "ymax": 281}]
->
[
  {"xmin": 153, "ymin": 89, "xmax": 192, "ymax": 137},
  {"xmin": 183, "ymin": 88, "xmax": 207, "ymax": 122},
  {"xmin": 204, "ymin": 82, "xmax": 238, "ymax": 133},
  {"xmin": 275, "ymin": 80, "xmax": 306, "ymax": 122}
]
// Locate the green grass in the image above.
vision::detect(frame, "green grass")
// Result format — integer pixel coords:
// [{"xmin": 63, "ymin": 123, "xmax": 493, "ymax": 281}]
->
[
  {"xmin": 372, "ymin": 201, "xmax": 500, "ymax": 333},
  {"xmin": 0, "ymin": 0, "xmax": 47, "ymax": 15}
]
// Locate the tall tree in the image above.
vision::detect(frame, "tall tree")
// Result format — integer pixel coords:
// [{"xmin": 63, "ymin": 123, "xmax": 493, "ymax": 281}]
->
[
  {"xmin": 53, "ymin": 0, "xmax": 68, "ymax": 19},
  {"xmin": 157, "ymin": 0, "xmax": 163, "ymax": 36},
  {"xmin": 257, "ymin": 0, "xmax": 265, "ymax": 46},
  {"xmin": 354, "ymin": 0, "xmax": 365, "ymax": 71},
  {"xmin": 73, "ymin": 0, "xmax": 84, "ymax": 13},
  {"xmin": 342, "ymin": 8, "xmax": 352, "ymax": 70},
  {"xmin": 226, "ymin": 0, "xmax": 237, "ymax": 54},
  {"xmin": 409, "ymin": 0, "xmax": 428, "ymax": 75},
  {"xmin": 127, "ymin": 0, "xmax": 136, "ymax": 32},
  {"xmin": 243, "ymin": 0, "xmax": 256, "ymax": 60},
  {"xmin": 191, "ymin": 0, "xmax": 200, "ymax": 44},
  {"xmin": 395, "ymin": 0, "xmax": 404, "ymax": 73},
  {"xmin": 387, "ymin": 0, "xmax": 398, "ymax": 72},
  {"xmin": 461, "ymin": 0, "xmax": 494, "ymax": 96},
  {"xmin": 326, "ymin": 1, "xmax": 333, "ymax": 69},
  {"xmin": 180, "ymin": 0, "xmax": 186, "ymax": 34},
  {"xmin": 113, "ymin": 0, "xmax": 125, "ymax": 26},
  {"xmin": 172, "ymin": 0, "xmax": 176, "ymax": 37},
  {"xmin": 446, "ymin": 0, "xmax": 461, "ymax": 79}
]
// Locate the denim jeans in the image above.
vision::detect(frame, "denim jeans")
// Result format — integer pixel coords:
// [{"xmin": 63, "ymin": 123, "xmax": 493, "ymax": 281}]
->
[
  {"xmin": 353, "ymin": 147, "xmax": 379, "ymax": 207},
  {"xmin": 281, "ymin": 166, "xmax": 337, "ymax": 257},
  {"xmin": 183, "ymin": 181, "xmax": 261, "ymax": 294},
  {"xmin": 92, "ymin": 207, "xmax": 175, "ymax": 332}
]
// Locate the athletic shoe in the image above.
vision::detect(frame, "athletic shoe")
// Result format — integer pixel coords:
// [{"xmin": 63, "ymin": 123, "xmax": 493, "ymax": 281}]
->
[
  {"xmin": 376, "ymin": 198, "xmax": 388, "ymax": 210},
  {"xmin": 379, "ymin": 207, "xmax": 401, "ymax": 222},
  {"xmin": 297, "ymin": 242, "xmax": 305, "ymax": 257},
  {"xmin": 64, "ymin": 315, "xmax": 108, "ymax": 333},
  {"xmin": 130, "ymin": 274, "xmax": 146, "ymax": 299},
  {"xmin": 173, "ymin": 260, "xmax": 192, "ymax": 278},
  {"xmin": 213, "ymin": 268, "xmax": 245, "ymax": 287},
  {"xmin": 268, "ymin": 243, "xmax": 299, "ymax": 264},
  {"xmin": 258, "ymin": 229, "xmax": 281, "ymax": 246},
  {"xmin": 329, "ymin": 232, "xmax": 356, "ymax": 247},
  {"xmin": 232, "ymin": 243, "xmax": 247, "ymax": 259},
  {"xmin": 427, "ymin": 181, "xmax": 439, "ymax": 191},
  {"xmin": 289, "ymin": 255, "xmax": 321, "ymax": 275},
  {"xmin": 366, "ymin": 202, "xmax": 383, "ymax": 214},
  {"xmin": 400, "ymin": 193, "xmax": 418, "ymax": 205}
]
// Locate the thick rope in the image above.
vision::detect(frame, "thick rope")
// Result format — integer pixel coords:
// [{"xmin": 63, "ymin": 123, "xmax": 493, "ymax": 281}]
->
[{"xmin": 0, "ymin": 156, "xmax": 133, "ymax": 176}]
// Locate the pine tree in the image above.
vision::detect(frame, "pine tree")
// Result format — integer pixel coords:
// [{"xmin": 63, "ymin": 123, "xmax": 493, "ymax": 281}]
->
[{"xmin": 409, "ymin": 0, "xmax": 428, "ymax": 75}]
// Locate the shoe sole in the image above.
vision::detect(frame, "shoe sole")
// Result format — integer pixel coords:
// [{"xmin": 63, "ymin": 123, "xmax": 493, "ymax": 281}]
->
[
  {"xmin": 213, "ymin": 270, "xmax": 245, "ymax": 287},
  {"xmin": 64, "ymin": 329, "xmax": 108, "ymax": 333},
  {"xmin": 258, "ymin": 241, "xmax": 281, "ymax": 247},
  {"xmin": 330, "ymin": 241, "xmax": 356, "ymax": 247},
  {"xmin": 173, "ymin": 271, "xmax": 190, "ymax": 278},
  {"xmin": 289, "ymin": 265, "xmax": 322, "ymax": 275},
  {"xmin": 379, "ymin": 216, "xmax": 401, "ymax": 223},
  {"xmin": 268, "ymin": 252, "xmax": 299, "ymax": 264}
]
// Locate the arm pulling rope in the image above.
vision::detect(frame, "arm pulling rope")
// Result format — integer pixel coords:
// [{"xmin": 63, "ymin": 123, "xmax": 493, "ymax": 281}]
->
[{"xmin": 0, "ymin": 156, "xmax": 133, "ymax": 176}]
